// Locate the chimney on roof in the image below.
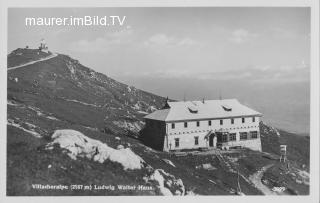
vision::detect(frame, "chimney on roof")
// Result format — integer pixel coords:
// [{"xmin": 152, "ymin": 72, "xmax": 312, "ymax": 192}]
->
[
  {"xmin": 202, "ymin": 97, "xmax": 205, "ymax": 104},
  {"xmin": 162, "ymin": 96, "xmax": 170, "ymax": 109}
]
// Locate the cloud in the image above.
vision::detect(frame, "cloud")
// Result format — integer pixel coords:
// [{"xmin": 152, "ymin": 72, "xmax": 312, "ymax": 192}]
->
[
  {"xmin": 124, "ymin": 63, "xmax": 309, "ymax": 84},
  {"xmin": 69, "ymin": 30, "xmax": 196, "ymax": 54},
  {"xmin": 69, "ymin": 38, "xmax": 108, "ymax": 53},
  {"xmin": 229, "ymin": 29, "xmax": 258, "ymax": 44},
  {"xmin": 177, "ymin": 38, "xmax": 196, "ymax": 46},
  {"xmin": 124, "ymin": 69, "xmax": 253, "ymax": 81},
  {"xmin": 51, "ymin": 28, "xmax": 70, "ymax": 36},
  {"xmin": 144, "ymin": 34, "xmax": 171, "ymax": 46},
  {"xmin": 69, "ymin": 28, "xmax": 133, "ymax": 53},
  {"xmin": 144, "ymin": 34, "xmax": 197, "ymax": 47},
  {"xmin": 248, "ymin": 64, "xmax": 310, "ymax": 84},
  {"xmin": 270, "ymin": 27, "xmax": 298, "ymax": 39},
  {"xmin": 252, "ymin": 65, "xmax": 272, "ymax": 71}
]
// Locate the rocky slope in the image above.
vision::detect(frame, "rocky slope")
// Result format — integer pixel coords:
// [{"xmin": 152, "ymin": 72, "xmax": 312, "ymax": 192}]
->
[
  {"xmin": 8, "ymin": 48, "xmax": 164, "ymax": 137},
  {"xmin": 7, "ymin": 48, "xmax": 310, "ymax": 196}
]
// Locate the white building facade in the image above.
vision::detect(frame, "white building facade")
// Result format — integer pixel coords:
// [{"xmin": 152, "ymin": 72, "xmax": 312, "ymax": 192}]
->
[{"xmin": 144, "ymin": 99, "xmax": 262, "ymax": 152}]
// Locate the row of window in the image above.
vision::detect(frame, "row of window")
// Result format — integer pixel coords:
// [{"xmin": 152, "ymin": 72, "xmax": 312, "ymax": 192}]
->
[
  {"xmin": 173, "ymin": 131, "xmax": 258, "ymax": 147},
  {"xmin": 168, "ymin": 125, "xmax": 259, "ymax": 135},
  {"xmin": 174, "ymin": 136, "xmax": 199, "ymax": 148},
  {"xmin": 171, "ymin": 117, "xmax": 256, "ymax": 129},
  {"xmin": 219, "ymin": 131, "xmax": 258, "ymax": 142}
]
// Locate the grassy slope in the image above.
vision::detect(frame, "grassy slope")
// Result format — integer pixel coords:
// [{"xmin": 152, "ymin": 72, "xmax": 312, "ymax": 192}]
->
[
  {"xmin": 260, "ymin": 123, "xmax": 310, "ymax": 170},
  {"xmin": 259, "ymin": 123, "xmax": 310, "ymax": 195}
]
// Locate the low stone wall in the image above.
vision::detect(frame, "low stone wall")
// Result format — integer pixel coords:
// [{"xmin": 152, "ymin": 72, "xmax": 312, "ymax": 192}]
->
[{"xmin": 220, "ymin": 138, "xmax": 262, "ymax": 151}]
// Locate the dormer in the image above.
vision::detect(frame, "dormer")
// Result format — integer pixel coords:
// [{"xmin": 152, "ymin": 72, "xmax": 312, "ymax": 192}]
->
[
  {"xmin": 188, "ymin": 106, "xmax": 198, "ymax": 113},
  {"xmin": 222, "ymin": 104, "xmax": 232, "ymax": 111}
]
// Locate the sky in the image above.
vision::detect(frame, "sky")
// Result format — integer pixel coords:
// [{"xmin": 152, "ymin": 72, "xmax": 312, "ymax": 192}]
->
[{"xmin": 8, "ymin": 8, "xmax": 310, "ymax": 134}]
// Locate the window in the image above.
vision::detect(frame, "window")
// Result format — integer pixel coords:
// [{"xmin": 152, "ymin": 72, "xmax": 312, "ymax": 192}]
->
[
  {"xmin": 222, "ymin": 134, "xmax": 228, "ymax": 142},
  {"xmin": 250, "ymin": 131, "xmax": 258, "ymax": 139},
  {"xmin": 252, "ymin": 117, "xmax": 255, "ymax": 122},
  {"xmin": 242, "ymin": 117, "xmax": 245, "ymax": 123},
  {"xmin": 220, "ymin": 119, "xmax": 223, "ymax": 125},
  {"xmin": 171, "ymin": 123, "xmax": 175, "ymax": 129},
  {"xmin": 184, "ymin": 122, "xmax": 188, "ymax": 128},
  {"xmin": 240, "ymin": 132, "xmax": 248, "ymax": 140},
  {"xmin": 194, "ymin": 136, "xmax": 199, "ymax": 145},
  {"xmin": 196, "ymin": 121, "xmax": 200, "ymax": 127},
  {"xmin": 175, "ymin": 138, "xmax": 180, "ymax": 147},
  {"xmin": 229, "ymin": 133, "xmax": 236, "ymax": 141},
  {"xmin": 208, "ymin": 120, "xmax": 212, "ymax": 126},
  {"xmin": 231, "ymin": 118, "xmax": 234, "ymax": 124}
]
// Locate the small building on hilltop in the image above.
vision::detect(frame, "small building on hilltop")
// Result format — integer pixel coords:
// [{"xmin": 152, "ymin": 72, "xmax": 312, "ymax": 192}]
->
[
  {"xmin": 143, "ymin": 99, "xmax": 262, "ymax": 152},
  {"xmin": 39, "ymin": 38, "xmax": 49, "ymax": 53}
]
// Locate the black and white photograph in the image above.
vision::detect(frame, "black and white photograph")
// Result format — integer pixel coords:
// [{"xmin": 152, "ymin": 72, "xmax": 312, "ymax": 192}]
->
[{"xmin": 1, "ymin": 0, "xmax": 319, "ymax": 202}]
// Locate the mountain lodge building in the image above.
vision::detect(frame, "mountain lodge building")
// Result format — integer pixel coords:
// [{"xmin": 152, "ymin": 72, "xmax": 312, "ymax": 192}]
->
[{"xmin": 143, "ymin": 99, "xmax": 262, "ymax": 152}]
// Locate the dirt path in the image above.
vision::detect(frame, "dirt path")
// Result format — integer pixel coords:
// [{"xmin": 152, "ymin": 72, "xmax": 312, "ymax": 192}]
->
[
  {"xmin": 8, "ymin": 53, "xmax": 58, "ymax": 71},
  {"xmin": 249, "ymin": 164, "xmax": 277, "ymax": 195}
]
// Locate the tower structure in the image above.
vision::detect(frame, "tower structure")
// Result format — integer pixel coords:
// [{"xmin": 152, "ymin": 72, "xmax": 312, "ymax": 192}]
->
[
  {"xmin": 39, "ymin": 38, "xmax": 49, "ymax": 53},
  {"xmin": 279, "ymin": 145, "xmax": 287, "ymax": 162}
]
